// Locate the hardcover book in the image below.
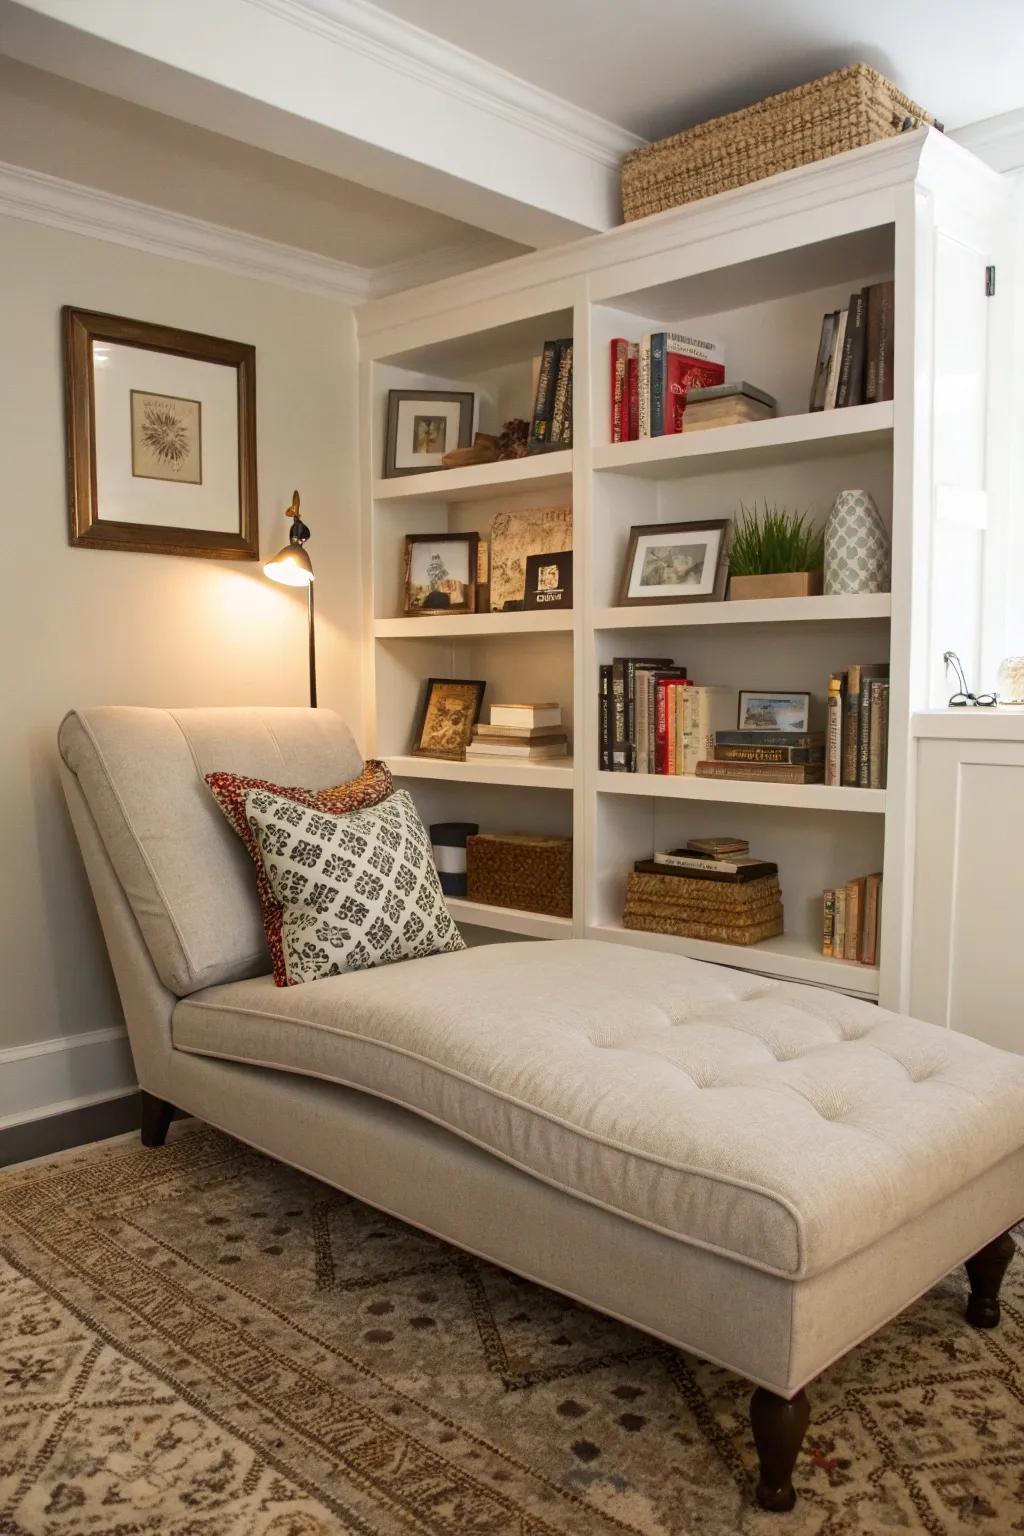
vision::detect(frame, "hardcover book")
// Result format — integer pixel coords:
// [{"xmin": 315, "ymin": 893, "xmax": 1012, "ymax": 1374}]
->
[{"xmin": 696, "ymin": 760, "xmax": 825, "ymax": 785}]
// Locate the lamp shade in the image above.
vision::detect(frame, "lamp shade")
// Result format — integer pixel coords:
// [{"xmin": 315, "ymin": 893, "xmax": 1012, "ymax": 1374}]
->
[{"xmin": 264, "ymin": 543, "xmax": 313, "ymax": 586}]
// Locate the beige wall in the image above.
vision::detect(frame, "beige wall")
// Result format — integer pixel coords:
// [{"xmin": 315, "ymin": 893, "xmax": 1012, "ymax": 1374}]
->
[{"xmin": 0, "ymin": 212, "xmax": 361, "ymax": 1054}]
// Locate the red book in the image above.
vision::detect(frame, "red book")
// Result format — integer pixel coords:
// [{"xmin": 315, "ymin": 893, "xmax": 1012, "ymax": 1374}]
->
[
  {"xmin": 664, "ymin": 356, "xmax": 726, "ymax": 434},
  {"xmin": 655, "ymin": 677, "xmax": 692, "ymax": 773},
  {"xmin": 626, "ymin": 344, "xmax": 639, "ymax": 440},
  {"xmin": 610, "ymin": 339, "xmax": 628, "ymax": 442}
]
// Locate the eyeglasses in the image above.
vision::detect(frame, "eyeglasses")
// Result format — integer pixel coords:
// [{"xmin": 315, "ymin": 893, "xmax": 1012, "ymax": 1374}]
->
[{"xmin": 943, "ymin": 651, "xmax": 996, "ymax": 708}]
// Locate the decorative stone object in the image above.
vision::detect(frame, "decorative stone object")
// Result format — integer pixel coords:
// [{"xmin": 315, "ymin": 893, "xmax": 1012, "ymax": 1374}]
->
[
  {"xmin": 996, "ymin": 656, "xmax": 1024, "ymax": 707},
  {"xmin": 823, "ymin": 490, "xmax": 891, "ymax": 595}
]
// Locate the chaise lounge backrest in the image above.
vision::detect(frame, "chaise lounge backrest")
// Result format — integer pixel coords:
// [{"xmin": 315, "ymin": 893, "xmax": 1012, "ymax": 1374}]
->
[{"xmin": 58, "ymin": 706, "xmax": 364, "ymax": 998}]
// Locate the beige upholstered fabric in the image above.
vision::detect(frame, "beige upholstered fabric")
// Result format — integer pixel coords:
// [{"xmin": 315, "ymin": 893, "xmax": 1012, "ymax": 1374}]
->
[
  {"xmin": 58, "ymin": 707, "xmax": 363, "ymax": 996},
  {"xmin": 168, "ymin": 1050, "xmax": 1024, "ymax": 1395},
  {"xmin": 172, "ymin": 939, "xmax": 1024, "ymax": 1280}
]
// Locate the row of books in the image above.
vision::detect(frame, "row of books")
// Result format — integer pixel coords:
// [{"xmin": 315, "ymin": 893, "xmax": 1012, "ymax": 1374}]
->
[
  {"xmin": 809, "ymin": 280, "xmax": 894, "ymax": 412},
  {"xmin": 528, "ymin": 339, "xmax": 574, "ymax": 453},
  {"xmin": 465, "ymin": 702, "xmax": 569, "ymax": 762},
  {"xmin": 822, "ymin": 873, "xmax": 882, "ymax": 966},
  {"xmin": 599, "ymin": 659, "xmax": 733, "ymax": 774},
  {"xmin": 825, "ymin": 665, "xmax": 890, "ymax": 788},
  {"xmin": 609, "ymin": 332, "xmax": 724, "ymax": 440}
]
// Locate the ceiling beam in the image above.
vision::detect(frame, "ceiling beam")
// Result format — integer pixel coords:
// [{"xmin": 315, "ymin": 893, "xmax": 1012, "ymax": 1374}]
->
[{"xmin": 0, "ymin": 0, "xmax": 644, "ymax": 247}]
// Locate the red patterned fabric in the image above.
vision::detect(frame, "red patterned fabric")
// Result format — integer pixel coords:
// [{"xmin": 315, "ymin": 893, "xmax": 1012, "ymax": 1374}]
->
[{"xmin": 206, "ymin": 761, "xmax": 394, "ymax": 986}]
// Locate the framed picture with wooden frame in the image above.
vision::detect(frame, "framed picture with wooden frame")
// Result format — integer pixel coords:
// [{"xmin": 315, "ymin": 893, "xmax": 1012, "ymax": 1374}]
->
[
  {"xmin": 63, "ymin": 307, "xmax": 259, "ymax": 560},
  {"xmin": 383, "ymin": 389, "xmax": 474, "ymax": 478},
  {"xmin": 403, "ymin": 531, "xmax": 479, "ymax": 617},
  {"xmin": 412, "ymin": 678, "xmax": 486, "ymax": 760},
  {"xmin": 619, "ymin": 518, "xmax": 731, "ymax": 605}
]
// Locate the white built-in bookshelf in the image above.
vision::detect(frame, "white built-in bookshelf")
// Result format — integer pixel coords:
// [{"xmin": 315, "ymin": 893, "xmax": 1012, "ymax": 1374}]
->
[{"xmin": 358, "ymin": 129, "xmax": 1009, "ymax": 1010}]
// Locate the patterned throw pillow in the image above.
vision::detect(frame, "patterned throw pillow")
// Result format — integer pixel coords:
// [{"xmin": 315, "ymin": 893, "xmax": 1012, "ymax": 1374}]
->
[
  {"xmin": 242, "ymin": 787, "xmax": 465, "ymax": 984},
  {"xmin": 206, "ymin": 761, "xmax": 395, "ymax": 985}
]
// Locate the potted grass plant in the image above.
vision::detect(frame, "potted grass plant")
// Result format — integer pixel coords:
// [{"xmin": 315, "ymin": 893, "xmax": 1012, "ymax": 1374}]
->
[{"xmin": 727, "ymin": 500, "xmax": 824, "ymax": 600}]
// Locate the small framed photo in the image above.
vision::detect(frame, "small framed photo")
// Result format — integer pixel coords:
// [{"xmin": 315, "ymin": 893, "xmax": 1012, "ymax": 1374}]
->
[
  {"xmin": 737, "ymin": 691, "xmax": 811, "ymax": 732},
  {"xmin": 524, "ymin": 550, "xmax": 573, "ymax": 610},
  {"xmin": 619, "ymin": 519, "xmax": 730, "ymax": 605},
  {"xmin": 403, "ymin": 532, "xmax": 479, "ymax": 616},
  {"xmin": 413, "ymin": 678, "xmax": 486, "ymax": 760},
  {"xmin": 384, "ymin": 389, "xmax": 474, "ymax": 477},
  {"xmin": 63, "ymin": 307, "xmax": 258, "ymax": 560}
]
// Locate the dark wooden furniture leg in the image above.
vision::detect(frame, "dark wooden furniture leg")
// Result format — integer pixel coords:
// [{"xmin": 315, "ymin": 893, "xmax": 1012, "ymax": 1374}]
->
[
  {"xmin": 965, "ymin": 1230, "xmax": 1016, "ymax": 1328},
  {"xmin": 750, "ymin": 1387, "xmax": 810, "ymax": 1512},
  {"xmin": 140, "ymin": 1091, "xmax": 174, "ymax": 1148}
]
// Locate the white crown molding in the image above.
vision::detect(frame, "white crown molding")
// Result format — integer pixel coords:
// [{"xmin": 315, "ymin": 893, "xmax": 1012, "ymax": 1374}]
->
[
  {"xmin": 244, "ymin": 0, "xmax": 646, "ymax": 170},
  {"xmin": 0, "ymin": 160, "xmax": 515, "ymax": 300},
  {"xmin": 0, "ymin": 1024, "xmax": 135, "ymax": 1130},
  {"xmin": 952, "ymin": 109, "xmax": 1024, "ymax": 174}
]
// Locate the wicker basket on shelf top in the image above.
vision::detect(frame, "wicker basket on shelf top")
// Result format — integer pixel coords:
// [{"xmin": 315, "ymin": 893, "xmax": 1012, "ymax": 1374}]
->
[{"xmin": 621, "ymin": 64, "xmax": 936, "ymax": 222}]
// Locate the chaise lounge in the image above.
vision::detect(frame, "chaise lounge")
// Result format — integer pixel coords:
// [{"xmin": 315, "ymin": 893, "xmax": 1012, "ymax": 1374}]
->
[{"xmin": 59, "ymin": 703, "xmax": 1024, "ymax": 1513}]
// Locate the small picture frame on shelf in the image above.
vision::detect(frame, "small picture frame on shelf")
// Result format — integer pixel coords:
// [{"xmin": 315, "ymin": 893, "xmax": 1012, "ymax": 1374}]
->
[
  {"xmin": 403, "ymin": 532, "xmax": 479, "ymax": 616},
  {"xmin": 384, "ymin": 389, "xmax": 474, "ymax": 478},
  {"xmin": 412, "ymin": 678, "xmax": 486, "ymax": 761},
  {"xmin": 619, "ymin": 519, "xmax": 730, "ymax": 606},
  {"xmin": 737, "ymin": 690, "xmax": 811, "ymax": 732},
  {"xmin": 523, "ymin": 550, "xmax": 573, "ymax": 611}
]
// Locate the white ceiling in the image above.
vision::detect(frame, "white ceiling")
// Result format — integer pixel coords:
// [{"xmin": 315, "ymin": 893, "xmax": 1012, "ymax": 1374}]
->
[
  {"xmin": 0, "ymin": 55, "xmax": 525, "ymax": 273},
  {"xmin": 370, "ymin": 0, "xmax": 1024, "ymax": 139}
]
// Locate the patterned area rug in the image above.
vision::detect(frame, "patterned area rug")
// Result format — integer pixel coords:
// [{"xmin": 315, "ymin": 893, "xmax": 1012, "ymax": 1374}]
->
[{"xmin": 0, "ymin": 1123, "xmax": 1020, "ymax": 1536}]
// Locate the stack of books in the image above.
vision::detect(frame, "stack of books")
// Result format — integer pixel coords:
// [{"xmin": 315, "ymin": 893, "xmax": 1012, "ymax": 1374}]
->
[
  {"xmin": 598, "ymin": 657, "xmax": 734, "ymax": 774},
  {"xmin": 697, "ymin": 730, "xmax": 825, "ymax": 786},
  {"xmin": 465, "ymin": 702, "xmax": 569, "ymax": 762},
  {"xmin": 809, "ymin": 281, "xmax": 894, "ymax": 411},
  {"xmin": 682, "ymin": 382, "xmax": 777, "ymax": 432},
  {"xmin": 528, "ymin": 339, "xmax": 573, "ymax": 453},
  {"xmin": 822, "ymin": 872, "xmax": 882, "ymax": 965},
  {"xmin": 623, "ymin": 837, "xmax": 783, "ymax": 946},
  {"xmin": 610, "ymin": 331, "xmax": 724, "ymax": 440},
  {"xmin": 825, "ymin": 665, "xmax": 889, "ymax": 787}
]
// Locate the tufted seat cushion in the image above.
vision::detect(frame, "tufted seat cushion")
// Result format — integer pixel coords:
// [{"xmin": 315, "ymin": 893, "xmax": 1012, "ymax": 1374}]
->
[{"xmin": 171, "ymin": 940, "xmax": 1024, "ymax": 1280}]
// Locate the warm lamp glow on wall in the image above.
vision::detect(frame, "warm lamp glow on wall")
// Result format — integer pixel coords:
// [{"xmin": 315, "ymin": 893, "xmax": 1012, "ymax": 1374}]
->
[{"xmin": 264, "ymin": 490, "xmax": 317, "ymax": 707}]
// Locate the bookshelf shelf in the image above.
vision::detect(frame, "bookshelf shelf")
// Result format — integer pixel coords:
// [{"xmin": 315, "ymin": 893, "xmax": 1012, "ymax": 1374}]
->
[
  {"xmin": 586, "ymin": 922, "xmax": 880, "ymax": 998},
  {"xmin": 374, "ymin": 611, "xmax": 574, "ymax": 639},
  {"xmin": 372, "ymin": 451, "xmax": 572, "ymax": 505},
  {"xmin": 360, "ymin": 128, "xmax": 1005, "ymax": 1010},
  {"xmin": 595, "ymin": 772, "xmax": 885, "ymax": 813},
  {"xmin": 594, "ymin": 593, "xmax": 892, "ymax": 631},
  {"xmin": 449, "ymin": 898, "xmax": 572, "ymax": 940},
  {"xmin": 386, "ymin": 754, "xmax": 575, "ymax": 790},
  {"xmin": 592, "ymin": 403, "xmax": 893, "ymax": 479}
]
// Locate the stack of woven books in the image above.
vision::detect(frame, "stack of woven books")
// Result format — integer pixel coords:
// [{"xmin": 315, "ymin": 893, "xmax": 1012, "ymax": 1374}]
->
[{"xmin": 622, "ymin": 836, "xmax": 783, "ymax": 946}]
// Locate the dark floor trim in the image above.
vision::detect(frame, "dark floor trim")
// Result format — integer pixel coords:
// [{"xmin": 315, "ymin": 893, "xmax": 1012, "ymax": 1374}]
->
[{"xmin": 0, "ymin": 1093, "xmax": 187, "ymax": 1168}]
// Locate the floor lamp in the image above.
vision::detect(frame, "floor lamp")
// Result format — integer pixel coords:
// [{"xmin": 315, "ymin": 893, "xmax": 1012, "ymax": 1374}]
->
[{"xmin": 263, "ymin": 491, "xmax": 317, "ymax": 707}]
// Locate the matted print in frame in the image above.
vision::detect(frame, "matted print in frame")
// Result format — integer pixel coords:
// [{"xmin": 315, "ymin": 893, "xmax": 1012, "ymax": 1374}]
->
[{"xmin": 63, "ymin": 307, "xmax": 258, "ymax": 560}]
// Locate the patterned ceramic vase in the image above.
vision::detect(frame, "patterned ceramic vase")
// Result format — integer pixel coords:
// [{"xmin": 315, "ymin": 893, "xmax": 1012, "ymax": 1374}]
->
[{"xmin": 823, "ymin": 489, "xmax": 890, "ymax": 595}]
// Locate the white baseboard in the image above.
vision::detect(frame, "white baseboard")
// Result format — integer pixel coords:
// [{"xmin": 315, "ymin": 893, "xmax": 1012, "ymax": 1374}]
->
[{"xmin": 0, "ymin": 1027, "xmax": 137, "ymax": 1130}]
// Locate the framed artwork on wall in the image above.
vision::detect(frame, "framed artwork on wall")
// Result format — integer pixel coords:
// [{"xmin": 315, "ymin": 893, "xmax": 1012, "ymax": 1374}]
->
[{"xmin": 63, "ymin": 306, "xmax": 259, "ymax": 560}]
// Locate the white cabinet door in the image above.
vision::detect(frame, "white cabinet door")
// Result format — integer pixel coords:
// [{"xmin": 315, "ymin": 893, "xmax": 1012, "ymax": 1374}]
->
[{"xmin": 910, "ymin": 720, "xmax": 1024, "ymax": 1051}]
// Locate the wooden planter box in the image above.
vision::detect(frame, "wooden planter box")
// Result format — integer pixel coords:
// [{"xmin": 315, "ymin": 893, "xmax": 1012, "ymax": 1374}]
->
[{"xmin": 728, "ymin": 571, "xmax": 824, "ymax": 601}]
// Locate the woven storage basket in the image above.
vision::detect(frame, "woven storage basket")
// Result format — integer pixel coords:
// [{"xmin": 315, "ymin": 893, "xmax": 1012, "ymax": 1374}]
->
[
  {"xmin": 466, "ymin": 833, "xmax": 572, "ymax": 918},
  {"xmin": 621, "ymin": 64, "xmax": 935, "ymax": 221}
]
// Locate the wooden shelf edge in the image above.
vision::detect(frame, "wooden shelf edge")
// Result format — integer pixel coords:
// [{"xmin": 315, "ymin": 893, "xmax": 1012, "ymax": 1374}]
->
[
  {"xmin": 448, "ymin": 897, "xmax": 572, "ymax": 939},
  {"xmin": 594, "ymin": 592, "xmax": 892, "ymax": 630},
  {"xmin": 592, "ymin": 402, "xmax": 893, "ymax": 476},
  {"xmin": 594, "ymin": 772, "xmax": 885, "ymax": 812},
  {"xmin": 374, "ymin": 610, "xmax": 574, "ymax": 639},
  {"xmin": 373, "ymin": 449, "xmax": 572, "ymax": 503},
  {"xmin": 587, "ymin": 923, "xmax": 880, "ymax": 996},
  {"xmin": 386, "ymin": 754, "xmax": 575, "ymax": 789}
]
